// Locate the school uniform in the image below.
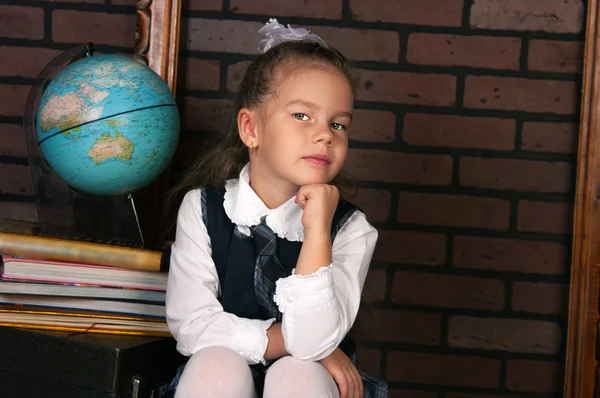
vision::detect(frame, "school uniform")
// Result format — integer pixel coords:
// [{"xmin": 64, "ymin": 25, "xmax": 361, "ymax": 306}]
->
[{"xmin": 163, "ymin": 163, "xmax": 387, "ymax": 397}]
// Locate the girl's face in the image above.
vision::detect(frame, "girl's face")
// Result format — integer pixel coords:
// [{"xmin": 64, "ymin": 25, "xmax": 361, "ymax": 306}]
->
[{"xmin": 251, "ymin": 64, "xmax": 354, "ymax": 195}]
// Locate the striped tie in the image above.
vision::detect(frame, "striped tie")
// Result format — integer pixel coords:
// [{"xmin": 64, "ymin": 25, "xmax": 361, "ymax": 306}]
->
[{"xmin": 252, "ymin": 219, "xmax": 286, "ymax": 322}]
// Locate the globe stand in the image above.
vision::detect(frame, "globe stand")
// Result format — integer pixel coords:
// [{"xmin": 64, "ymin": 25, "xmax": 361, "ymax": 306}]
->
[
  {"xmin": 3, "ymin": 42, "xmax": 147, "ymax": 248},
  {"xmin": 128, "ymin": 193, "xmax": 145, "ymax": 248}
]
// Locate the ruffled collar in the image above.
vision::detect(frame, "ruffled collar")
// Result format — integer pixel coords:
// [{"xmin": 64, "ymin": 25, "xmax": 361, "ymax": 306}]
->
[{"xmin": 222, "ymin": 163, "xmax": 305, "ymax": 242}]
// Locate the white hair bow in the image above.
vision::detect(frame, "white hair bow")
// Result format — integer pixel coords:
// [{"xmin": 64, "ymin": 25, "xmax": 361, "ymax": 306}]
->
[{"xmin": 257, "ymin": 18, "xmax": 328, "ymax": 53}]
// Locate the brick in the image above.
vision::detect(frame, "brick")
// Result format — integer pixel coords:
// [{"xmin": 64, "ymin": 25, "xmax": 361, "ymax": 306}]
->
[
  {"xmin": 210, "ymin": 24, "xmax": 400, "ymax": 62},
  {"xmin": 230, "ymin": 0, "xmax": 342, "ymax": 19},
  {"xmin": 350, "ymin": 110, "xmax": 396, "ymax": 143},
  {"xmin": 448, "ymin": 316, "xmax": 562, "ymax": 354},
  {"xmin": 512, "ymin": 282, "xmax": 568, "ymax": 315},
  {"xmin": 355, "ymin": 345, "xmax": 381, "ymax": 376},
  {"xmin": 351, "ymin": 0, "xmax": 464, "ymax": 27},
  {"xmin": 181, "ymin": 97, "xmax": 233, "ymax": 132},
  {"xmin": 0, "ymin": 164, "xmax": 33, "ymax": 195},
  {"xmin": 0, "ymin": 47, "xmax": 62, "ymax": 79},
  {"xmin": 361, "ymin": 269, "xmax": 386, "ymax": 303},
  {"xmin": 506, "ymin": 359, "xmax": 564, "ymax": 393},
  {"xmin": 53, "ymin": 10, "xmax": 135, "ymax": 47},
  {"xmin": 392, "ymin": 272, "xmax": 504, "ymax": 311},
  {"xmin": 344, "ymin": 149, "xmax": 452, "ymax": 185},
  {"xmin": 464, "ymin": 76, "xmax": 578, "ymax": 114},
  {"xmin": 398, "ymin": 193, "xmax": 510, "ymax": 230},
  {"xmin": 0, "ymin": 202, "xmax": 38, "ymax": 223},
  {"xmin": 0, "ymin": 124, "xmax": 28, "ymax": 158},
  {"xmin": 470, "ymin": 0, "xmax": 584, "ymax": 34},
  {"xmin": 460, "ymin": 157, "xmax": 573, "ymax": 193},
  {"xmin": 183, "ymin": 0, "xmax": 222, "ymax": 10},
  {"xmin": 358, "ymin": 70, "xmax": 456, "ymax": 106},
  {"xmin": 36, "ymin": 203, "xmax": 76, "ymax": 226},
  {"xmin": 340, "ymin": 188, "xmax": 391, "ymax": 222},
  {"xmin": 228, "ymin": 57, "xmax": 401, "ymax": 97},
  {"xmin": 373, "ymin": 231, "xmax": 446, "ymax": 265},
  {"xmin": 389, "ymin": 391, "xmax": 437, "ymax": 398},
  {"xmin": 529, "ymin": 40, "xmax": 583, "ymax": 73},
  {"xmin": 386, "ymin": 352, "xmax": 500, "ymax": 388},
  {"xmin": 0, "ymin": 85, "xmax": 29, "ymax": 117},
  {"xmin": 453, "ymin": 236, "xmax": 568, "ymax": 275},
  {"xmin": 407, "ymin": 34, "xmax": 521, "ymax": 70},
  {"xmin": 0, "ymin": 6, "xmax": 44, "ymax": 39},
  {"xmin": 521, "ymin": 122, "xmax": 578, "ymax": 154},
  {"xmin": 178, "ymin": 58, "xmax": 220, "ymax": 91},
  {"xmin": 352, "ymin": 309, "xmax": 440, "ymax": 345},
  {"xmin": 227, "ymin": 61, "xmax": 250, "ymax": 93},
  {"xmin": 403, "ymin": 114, "xmax": 515, "ymax": 150},
  {"xmin": 517, "ymin": 200, "xmax": 573, "ymax": 234},
  {"xmin": 184, "ymin": 19, "xmax": 264, "ymax": 54},
  {"xmin": 307, "ymin": 26, "xmax": 399, "ymax": 62},
  {"xmin": 0, "ymin": 217, "xmax": 36, "ymax": 234}
]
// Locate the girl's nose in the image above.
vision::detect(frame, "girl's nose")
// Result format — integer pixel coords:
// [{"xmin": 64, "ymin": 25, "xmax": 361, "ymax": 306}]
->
[{"xmin": 313, "ymin": 123, "xmax": 333, "ymax": 146}]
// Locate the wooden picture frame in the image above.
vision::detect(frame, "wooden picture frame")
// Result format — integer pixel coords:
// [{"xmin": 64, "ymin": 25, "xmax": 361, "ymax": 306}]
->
[
  {"xmin": 565, "ymin": 1, "xmax": 600, "ymax": 397},
  {"xmin": 133, "ymin": 0, "xmax": 182, "ymax": 248},
  {"xmin": 135, "ymin": 0, "xmax": 181, "ymax": 94}
]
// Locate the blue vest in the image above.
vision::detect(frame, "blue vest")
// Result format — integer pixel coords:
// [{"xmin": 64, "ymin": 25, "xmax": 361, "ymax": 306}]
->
[{"xmin": 202, "ymin": 186, "xmax": 359, "ymax": 357}]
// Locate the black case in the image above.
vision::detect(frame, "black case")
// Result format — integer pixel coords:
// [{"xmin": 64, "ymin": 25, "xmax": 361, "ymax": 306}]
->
[{"xmin": 0, "ymin": 326, "xmax": 186, "ymax": 398}]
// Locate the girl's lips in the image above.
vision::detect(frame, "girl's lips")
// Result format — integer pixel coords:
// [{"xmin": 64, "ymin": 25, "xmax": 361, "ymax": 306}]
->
[{"xmin": 303, "ymin": 156, "xmax": 330, "ymax": 166}]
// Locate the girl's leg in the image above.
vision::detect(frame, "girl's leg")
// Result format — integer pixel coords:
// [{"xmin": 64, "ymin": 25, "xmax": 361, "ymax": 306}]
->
[
  {"xmin": 263, "ymin": 356, "xmax": 340, "ymax": 398},
  {"xmin": 175, "ymin": 346, "xmax": 257, "ymax": 398}
]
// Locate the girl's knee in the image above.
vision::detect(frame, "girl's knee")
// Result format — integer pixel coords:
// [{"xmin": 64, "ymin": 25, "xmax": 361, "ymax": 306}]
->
[
  {"xmin": 175, "ymin": 346, "xmax": 255, "ymax": 398},
  {"xmin": 186, "ymin": 346, "xmax": 248, "ymax": 370},
  {"xmin": 263, "ymin": 356, "xmax": 339, "ymax": 398}
]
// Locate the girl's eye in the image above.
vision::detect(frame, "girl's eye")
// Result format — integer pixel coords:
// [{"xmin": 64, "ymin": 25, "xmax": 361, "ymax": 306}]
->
[
  {"xmin": 293, "ymin": 113, "xmax": 309, "ymax": 121},
  {"xmin": 330, "ymin": 122, "xmax": 347, "ymax": 131}
]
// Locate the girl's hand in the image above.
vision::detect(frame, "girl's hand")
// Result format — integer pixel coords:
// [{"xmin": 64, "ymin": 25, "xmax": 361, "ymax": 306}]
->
[
  {"xmin": 318, "ymin": 348, "xmax": 363, "ymax": 398},
  {"xmin": 294, "ymin": 184, "xmax": 339, "ymax": 233}
]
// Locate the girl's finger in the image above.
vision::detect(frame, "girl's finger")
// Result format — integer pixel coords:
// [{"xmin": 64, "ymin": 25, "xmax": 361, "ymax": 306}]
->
[
  {"xmin": 333, "ymin": 369, "xmax": 348, "ymax": 398},
  {"xmin": 352, "ymin": 367, "xmax": 363, "ymax": 398},
  {"xmin": 342, "ymin": 366, "xmax": 357, "ymax": 398},
  {"xmin": 294, "ymin": 190, "xmax": 307, "ymax": 207},
  {"xmin": 343, "ymin": 362, "xmax": 360, "ymax": 398},
  {"xmin": 295, "ymin": 186, "xmax": 311, "ymax": 204}
]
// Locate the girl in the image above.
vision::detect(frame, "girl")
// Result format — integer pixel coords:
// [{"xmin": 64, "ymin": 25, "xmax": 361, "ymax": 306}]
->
[{"xmin": 164, "ymin": 19, "xmax": 387, "ymax": 398}]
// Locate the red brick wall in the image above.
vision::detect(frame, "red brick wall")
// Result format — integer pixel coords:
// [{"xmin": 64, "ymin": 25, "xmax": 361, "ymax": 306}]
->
[{"xmin": 0, "ymin": 0, "xmax": 584, "ymax": 396}]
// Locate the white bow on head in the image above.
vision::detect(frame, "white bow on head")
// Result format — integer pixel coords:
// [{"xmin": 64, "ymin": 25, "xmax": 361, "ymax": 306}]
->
[{"xmin": 257, "ymin": 18, "xmax": 328, "ymax": 53}]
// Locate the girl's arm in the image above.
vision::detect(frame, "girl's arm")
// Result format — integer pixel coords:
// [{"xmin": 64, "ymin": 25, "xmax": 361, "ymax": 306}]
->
[
  {"xmin": 264, "ymin": 322, "xmax": 288, "ymax": 360},
  {"xmin": 274, "ymin": 210, "xmax": 377, "ymax": 361},
  {"xmin": 166, "ymin": 190, "xmax": 275, "ymax": 364}
]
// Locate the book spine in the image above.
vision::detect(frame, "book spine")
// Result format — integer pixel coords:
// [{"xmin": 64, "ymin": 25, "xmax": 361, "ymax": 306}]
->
[
  {"xmin": 0, "ymin": 323, "xmax": 172, "ymax": 337},
  {"xmin": 0, "ymin": 233, "xmax": 162, "ymax": 271},
  {"xmin": 0, "ymin": 306, "xmax": 166, "ymax": 322}
]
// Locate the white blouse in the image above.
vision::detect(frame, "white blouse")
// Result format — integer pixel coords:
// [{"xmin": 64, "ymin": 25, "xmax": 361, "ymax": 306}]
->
[{"xmin": 166, "ymin": 164, "xmax": 378, "ymax": 364}]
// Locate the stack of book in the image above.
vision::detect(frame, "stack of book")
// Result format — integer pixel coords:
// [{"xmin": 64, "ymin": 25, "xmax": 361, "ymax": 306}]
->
[{"xmin": 0, "ymin": 232, "xmax": 170, "ymax": 337}]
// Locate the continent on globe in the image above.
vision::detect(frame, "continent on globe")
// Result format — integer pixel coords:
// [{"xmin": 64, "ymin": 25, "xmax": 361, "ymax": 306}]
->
[
  {"xmin": 79, "ymin": 82, "xmax": 110, "ymax": 105},
  {"xmin": 39, "ymin": 91, "xmax": 105, "ymax": 134},
  {"xmin": 36, "ymin": 53, "xmax": 180, "ymax": 196},
  {"xmin": 88, "ymin": 131, "xmax": 134, "ymax": 165}
]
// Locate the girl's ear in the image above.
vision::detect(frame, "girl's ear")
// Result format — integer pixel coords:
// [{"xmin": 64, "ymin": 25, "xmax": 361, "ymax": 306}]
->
[{"xmin": 238, "ymin": 108, "xmax": 260, "ymax": 148}]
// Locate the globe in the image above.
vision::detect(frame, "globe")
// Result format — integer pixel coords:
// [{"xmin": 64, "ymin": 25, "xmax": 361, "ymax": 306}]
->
[{"xmin": 36, "ymin": 54, "xmax": 180, "ymax": 196}]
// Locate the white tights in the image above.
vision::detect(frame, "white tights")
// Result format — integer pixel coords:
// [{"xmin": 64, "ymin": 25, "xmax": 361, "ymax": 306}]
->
[{"xmin": 174, "ymin": 346, "xmax": 340, "ymax": 398}]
